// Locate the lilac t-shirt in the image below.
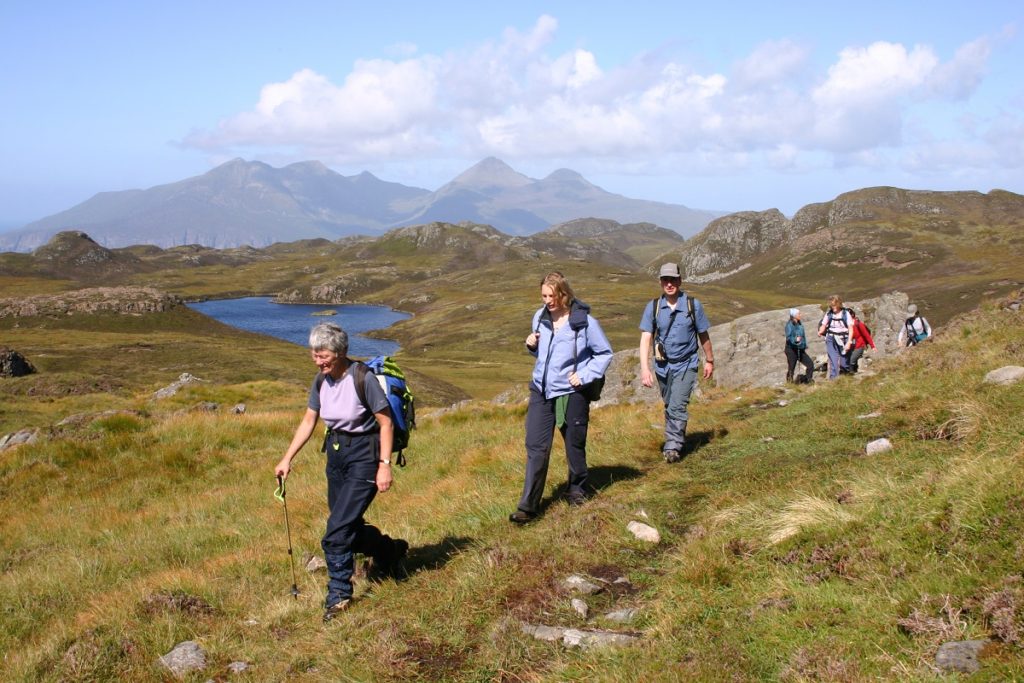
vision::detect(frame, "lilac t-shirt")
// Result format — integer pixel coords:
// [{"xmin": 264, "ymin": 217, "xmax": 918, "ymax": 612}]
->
[{"xmin": 308, "ymin": 365, "xmax": 390, "ymax": 432}]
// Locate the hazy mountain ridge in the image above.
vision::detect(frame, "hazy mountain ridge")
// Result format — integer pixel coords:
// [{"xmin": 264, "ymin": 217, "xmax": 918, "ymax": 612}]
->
[{"xmin": 0, "ymin": 158, "xmax": 718, "ymax": 251}]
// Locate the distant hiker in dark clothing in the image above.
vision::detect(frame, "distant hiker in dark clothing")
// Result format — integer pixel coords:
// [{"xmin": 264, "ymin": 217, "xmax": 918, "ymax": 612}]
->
[
  {"xmin": 846, "ymin": 309, "xmax": 876, "ymax": 373},
  {"xmin": 897, "ymin": 304, "xmax": 932, "ymax": 347},
  {"xmin": 817, "ymin": 295, "xmax": 853, "ymax": 380},
  {"xmin": 509, "ymin": 272, "xmax": 614, "ymax": 524},
  {"xmin": 639, "ymin": 263, "xmax": 715, "ymax": 463},
  {"xmin": 784, "ymin": 308, "xmax": 814, "ymax": 384},
  {"xmin": 275, "ymin": 322, "xmax": 408, "ymax": 622}
]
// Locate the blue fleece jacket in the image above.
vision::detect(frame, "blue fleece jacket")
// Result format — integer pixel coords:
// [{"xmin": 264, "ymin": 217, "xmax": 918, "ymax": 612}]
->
[{"xmin": 528, "ymin": 299, "xmax": 614, "ymax": 399}]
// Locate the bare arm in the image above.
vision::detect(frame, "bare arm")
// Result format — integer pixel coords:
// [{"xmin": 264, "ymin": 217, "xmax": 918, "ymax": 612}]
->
[
  {"xmin": 699, "ymin": 331, "xmax": 715, "ymax": 379},
  {"xmin": 374, "ymin": 410, "xmax": 394, "ymax": 492},
  {"xmin": 639, "ymin": 330, "xmax": 655, "ymax": 387},
  {"xmin": 275, "ymin": 408, "xmax": 319, "ymax": 479}
]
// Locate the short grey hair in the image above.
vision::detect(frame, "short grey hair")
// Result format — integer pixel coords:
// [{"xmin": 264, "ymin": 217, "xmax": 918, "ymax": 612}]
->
[{"xmin": 309, "ymin": 322, "xmax": 348, "ymax": 355}]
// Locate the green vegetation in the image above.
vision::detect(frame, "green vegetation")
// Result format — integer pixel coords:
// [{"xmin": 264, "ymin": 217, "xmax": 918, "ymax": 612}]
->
[{"xmin": 2, "ymin": 290, "xmax": 1022, "ymax": 680}]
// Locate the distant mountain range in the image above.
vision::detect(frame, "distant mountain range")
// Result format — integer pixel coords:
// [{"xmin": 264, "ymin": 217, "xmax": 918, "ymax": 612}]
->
[{"xmin": 0, "ymin": 158, "xmax": 721, "ymax": 252}]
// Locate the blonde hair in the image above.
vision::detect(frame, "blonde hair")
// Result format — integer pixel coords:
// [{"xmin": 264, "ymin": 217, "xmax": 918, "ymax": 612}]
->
[
  {"xmin": 828, "ymin": 294, "xmax": 843, "ymax": 308},
  {"xmin": 540, "ymin": 271, "xmax": 575, "ymax": 310}
]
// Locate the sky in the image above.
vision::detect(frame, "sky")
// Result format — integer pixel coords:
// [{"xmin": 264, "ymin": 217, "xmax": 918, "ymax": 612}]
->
[{"xmin": 2, "ymin": 1, "xmax": 1023, "ymax": 227}]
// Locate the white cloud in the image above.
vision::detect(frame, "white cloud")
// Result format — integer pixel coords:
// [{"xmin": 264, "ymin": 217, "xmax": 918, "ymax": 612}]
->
[{"xmin": 184, "ymin": 18, "xmax": 1008, "ymax": 178}]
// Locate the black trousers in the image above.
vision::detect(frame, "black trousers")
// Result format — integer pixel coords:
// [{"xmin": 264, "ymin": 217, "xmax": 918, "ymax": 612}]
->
[
  {"xmin": 516, "ymin": 386, "xmax": 589, "ymax": 514},
  {"xmin": 785, "ymin": 344, "xmax": 814, "ymax": 382}
]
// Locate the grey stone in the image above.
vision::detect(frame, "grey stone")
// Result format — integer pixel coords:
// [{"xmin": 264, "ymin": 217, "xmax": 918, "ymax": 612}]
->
[
  {"xmin": 227, "ymin": 661, "xmax": 250, "ymax": 673},
  {"xmin": 571, "ymin": 598, "xmax": 589, "ymax": 618},
  {"xmin": 856, "ymin": 411, "xmax": 882, "ymax": 419},
  {"xmin": 983, "ymin": 365, "xmax": 1024, "ymax": 386},
  {"xmin": 231, "ymin": 403, "xmax": 246, "ymax": 414},
  {"xmin": 306, "ymin": 555, "xmax": 327, "ymax": 573},
  {"xmin": 626, "ymin": 521, "xmax": 661, "ymax": 543},
  {"xmin": 561, "ymin": 575, "xmax": 602, "ymax": 595},
  {"xmin": 604, "ymin": 608, "xmax": 639, "ymax": 623},
  {"xmin": 521, "ymin": 623, "xmax": 565, "ymax": 641},
  {"xmin": 0, "ymin": 428, "xmax": 39, "ymax": 452},
  {"xmin": 935, "ymin": 639, "xmax": 990, "ymax": 674},
  {"xmin": 561, "ymin": 628, "xmax": 641, "ymax": 649},
  {"xmin": 154, "ymin": 372, "xmax": 205, "ymax": 399},
  {"xmin": 159, "ymin": 640, "xmax": 207, "ymax": 678},
  {"xmin": 865, "ymin": 438, "xmax": 893, "ymax": 455}
]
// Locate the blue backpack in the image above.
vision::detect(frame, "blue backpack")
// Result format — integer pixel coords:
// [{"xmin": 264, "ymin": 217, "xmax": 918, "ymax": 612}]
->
[
  {"xmin": 317, "ymin": 356, "xmax": 416, "ymax": 466},
  {"xmin": 354, "ymin": 356, "xmax": 415, "ymax": 466}
]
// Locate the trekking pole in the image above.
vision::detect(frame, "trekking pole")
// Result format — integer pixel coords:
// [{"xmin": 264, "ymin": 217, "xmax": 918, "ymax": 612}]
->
[{"xmin": 274, "ymin": 475, "xmax": 300, "ymax": 599}]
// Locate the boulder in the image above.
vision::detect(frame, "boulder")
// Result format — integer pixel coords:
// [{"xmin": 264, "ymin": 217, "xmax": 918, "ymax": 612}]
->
[
  {"xmin": 866, "ymin": 438, "xmax": 893, "ymax": 455},
  {"xmin": 158, "ymin": 640, "xmax": 207, "ymax": 678},
  {"xmin": 626, "ymin": 521, "xmax": 661, "ymax": 544},
  {"xmin": 0, "ymin": 428, "xmax": 40, "ymax": 452},
  {"xmin": 935, "ymin": 639, "xmax": 990, "ymax": 674},
  {"xmin": 983, "ymin": 366, "xmax": 1024, "ymax": 386},
  {"xmin": 0, "ymin": 348, "xmax": 36, "ymax": 377},
  {"xmin": 707, "ymin": 292, "xmax": 911, "ymax": 389}
]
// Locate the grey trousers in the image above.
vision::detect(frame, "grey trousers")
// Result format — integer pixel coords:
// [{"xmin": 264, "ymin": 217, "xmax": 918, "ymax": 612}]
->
[
  {"xmin": 657, "ymin": 367, "xmax": 698, "ymax": 452},
  {"xmin": 516, "ymin": 386, "xmax": 590, "ymax": 514}
]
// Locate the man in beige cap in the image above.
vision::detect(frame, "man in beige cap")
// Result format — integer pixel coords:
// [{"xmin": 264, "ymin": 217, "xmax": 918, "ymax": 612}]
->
[{"xmin": 638, "ymin": 263, "xmax": 715, "ymax": 463}]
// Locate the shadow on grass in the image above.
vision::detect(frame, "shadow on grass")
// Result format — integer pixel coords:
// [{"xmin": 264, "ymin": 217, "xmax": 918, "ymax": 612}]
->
[
  {"xmin": 538, "ymin": 464, "xmax": 644, "ymax": 515},
  {"xmin": 682, "ymin": 427, "xmax": 728, "ymax": 457},
  {"xmin": 399, "ymin": 535, "xmax": 475, "ymax": 581}
]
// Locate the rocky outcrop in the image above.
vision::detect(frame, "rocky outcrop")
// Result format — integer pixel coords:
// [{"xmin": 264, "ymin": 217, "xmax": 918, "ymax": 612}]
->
[
  {"xmin": 0, "ymin": 348, "xmax": 36, "ymax": 376},
  {"xmin": 0, "ymin": 286, "xmax": 180, "ymax": 318},
  {"xmin": 661, "ymin": 187, "xmax": 1024, "ymax": 282},
  {"xmin": 675, "ymin": 209, "xmax": 794, "ymax": 282},
  {"xmin": 708, "ymin": 292, "xmax": 911, "ymax": 389}
]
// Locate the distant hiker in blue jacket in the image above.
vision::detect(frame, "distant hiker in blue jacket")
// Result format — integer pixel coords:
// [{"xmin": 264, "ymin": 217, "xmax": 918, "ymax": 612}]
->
[
  {"xmin": 509, "ymin": 272, "xmax": 614, "ymax": 524},
  {"xmin": 784, "ymin": 308, "xmax": 814, "ymax": 384},
  {"xmin": 817, "ymin": 295, "xmax": 853, "ymax": 380},
  {"xmin": 639, "ymin": 263, "xmax": 715, "ymax": 463}
]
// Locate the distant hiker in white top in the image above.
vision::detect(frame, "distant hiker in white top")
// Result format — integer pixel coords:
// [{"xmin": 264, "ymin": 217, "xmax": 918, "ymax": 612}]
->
[
  {"xmin": 897, "ymin": 303, "xmax": 933, "ymax": 347},
  {"xmin": 817, "ymin": 295, "xmax": 853, "ymax": 380}
]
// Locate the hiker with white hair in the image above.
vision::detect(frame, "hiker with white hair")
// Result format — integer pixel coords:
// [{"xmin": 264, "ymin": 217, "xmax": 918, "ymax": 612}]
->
[
  {"xmin": 274, "ymin": 322, "xmax": 408, "ymax": 622},
  {"xmin": 784, "ymin": 308, "xmax": 814, "ymax": 384},
  {"xmin": 897, "ymin": 304, "xmax": 932, "ymax": 347}
]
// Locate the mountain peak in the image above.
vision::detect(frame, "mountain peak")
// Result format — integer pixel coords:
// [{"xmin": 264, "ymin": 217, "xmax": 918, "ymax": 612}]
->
[
  {"xmin": 544, "ymin": 168, "xmax": 589, "ymax": 184},
  {"xmin": 451, "ymin": 157, "xmax": 532, "ymax": 189}
]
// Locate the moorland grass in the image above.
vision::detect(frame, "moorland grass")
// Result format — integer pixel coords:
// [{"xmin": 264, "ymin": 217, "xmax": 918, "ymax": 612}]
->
[{"xmin": 1, "ymin": 297, "xmax": 1022, "ymax": 680}]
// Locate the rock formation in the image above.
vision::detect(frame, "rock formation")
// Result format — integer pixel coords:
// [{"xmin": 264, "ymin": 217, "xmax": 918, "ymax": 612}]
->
[
  {"xmin": 0, "ymin": 286, "xmax": 180, "ymax": 318},
  {"xmin": 0, "ymin": 348, "xmax": 36, "ymax": 376}
]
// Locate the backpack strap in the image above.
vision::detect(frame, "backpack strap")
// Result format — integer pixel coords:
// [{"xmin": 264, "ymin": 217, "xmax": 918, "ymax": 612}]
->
[{"xmin": 351, "ymin": 360, "xmax": 371, "ymax": 412}]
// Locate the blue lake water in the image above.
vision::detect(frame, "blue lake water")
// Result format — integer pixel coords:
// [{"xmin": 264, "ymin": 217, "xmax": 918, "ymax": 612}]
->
[{"xmin": 187, "ymin": 297, "xmax": 410, "ymax": 357}]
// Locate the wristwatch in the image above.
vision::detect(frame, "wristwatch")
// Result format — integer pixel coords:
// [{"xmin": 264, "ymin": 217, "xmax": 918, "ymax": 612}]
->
[{"xmin": 380, "ymin": 458, "xmax": 391, "ymax": 466}]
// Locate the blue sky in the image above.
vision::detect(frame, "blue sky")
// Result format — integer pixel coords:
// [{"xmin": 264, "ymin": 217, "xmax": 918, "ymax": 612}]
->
[{"xmin": 2, "ymin": 1, "xmax": 1022, "ymax": 226}]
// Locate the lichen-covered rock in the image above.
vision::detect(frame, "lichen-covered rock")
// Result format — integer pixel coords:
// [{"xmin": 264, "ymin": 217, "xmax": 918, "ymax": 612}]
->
[{"xmin": 0, "ymin": 286, "xmax": 180, "ymax": 318}]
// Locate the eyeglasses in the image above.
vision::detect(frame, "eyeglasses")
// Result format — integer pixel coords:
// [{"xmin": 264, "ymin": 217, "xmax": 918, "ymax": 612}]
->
[{"xmin": 660, "ymin": 277, "xmax": 681, "ymax": 285}]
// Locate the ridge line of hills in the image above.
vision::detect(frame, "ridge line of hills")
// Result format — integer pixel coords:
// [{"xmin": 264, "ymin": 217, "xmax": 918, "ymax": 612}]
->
[{"xmin": 0, "ymin": 157, "xmax": 722, "ymax": 251}]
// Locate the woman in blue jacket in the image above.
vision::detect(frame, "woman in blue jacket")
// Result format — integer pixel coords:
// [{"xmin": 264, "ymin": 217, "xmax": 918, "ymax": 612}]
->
[
  {"xmin": 509, "ymin": 272, "xmax": 614, "ymax": 524},
  {"xmin": 784, "ymin": 308, "xmax": 814, "ymax": 384}
]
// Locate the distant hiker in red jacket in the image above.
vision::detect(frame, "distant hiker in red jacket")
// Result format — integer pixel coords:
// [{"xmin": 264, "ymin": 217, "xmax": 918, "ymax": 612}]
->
[{"xmin": 846, "ymin": 309, "xmax": 875, "ymax": 374}]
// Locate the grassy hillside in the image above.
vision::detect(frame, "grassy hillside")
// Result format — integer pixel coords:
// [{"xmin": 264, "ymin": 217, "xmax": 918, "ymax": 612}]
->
[{"xmin": 2, "ymin": 296, "xmax": 1022, "ymax": 680}]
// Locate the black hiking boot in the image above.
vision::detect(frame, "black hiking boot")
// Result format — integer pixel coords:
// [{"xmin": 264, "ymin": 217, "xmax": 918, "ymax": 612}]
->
[
  {"xmin": 508, "ymin": 510, "xmax": 537, "ymax": 525},
  {"xmin": 663, "ymin": 449, "xmax": 681, "ymax": 463}
]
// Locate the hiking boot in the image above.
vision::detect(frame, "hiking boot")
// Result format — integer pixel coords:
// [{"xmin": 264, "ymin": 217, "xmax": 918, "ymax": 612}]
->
[
  {"xmin": 322, "ymin": 598, "xmax": 351, "ymax": 623},
  {"xmin": 566, "ymin": 492, "xmax": 587, "ymax": 507},
  {"xmin": 508, "ymin": 510, "xmax": 536, "ymax": 525},
  {"xmin": 663, "ymin": 449, "xmax": 681, "ymax": 463}
]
